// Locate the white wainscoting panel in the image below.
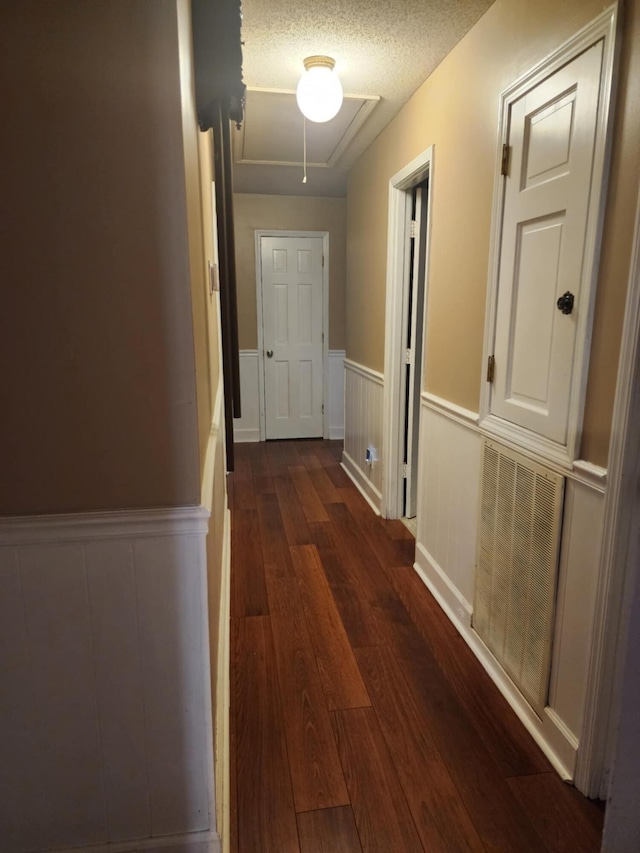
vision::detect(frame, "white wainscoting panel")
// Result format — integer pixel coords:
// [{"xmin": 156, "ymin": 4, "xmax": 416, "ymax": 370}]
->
[
  {"xmin": 416, "ymin": 397, "xmax": 482, "ymax": 607},
  {"xmin": 0, "ymin": 509, "xmax": 219, "ymax": 853},
  {"xmin": 328, "ymin": 350, "xmax": 346, "ymax": 439},
  {"xmin": 234, "ymin": 349, "xmax": 345, "ymax": 443},
  {"xmin": 343, "ymin": 359, "xmax": 384, "ymax": 513},
  {"xmin": 234, "ymin": 350, "xmax": 261, "ymax": 443},
  {"xmin": 549, "ymin": 479, "xmax": 605, "ymax": 738},
  {"xmin": 413, "ymin": 393, "xmax": 608, "ymax": 780}
]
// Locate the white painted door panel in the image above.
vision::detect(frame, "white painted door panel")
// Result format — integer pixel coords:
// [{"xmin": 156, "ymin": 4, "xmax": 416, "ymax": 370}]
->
[
  {"xmin": 491, "ymin": 42, "xmax": 603, "ymax": 446},
  {"xmin": 261, "ymin": 236, "xmax": 324, "ymax": 439}
]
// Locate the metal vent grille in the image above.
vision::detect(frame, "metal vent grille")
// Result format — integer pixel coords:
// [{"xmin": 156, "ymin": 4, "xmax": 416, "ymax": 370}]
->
[{"xmin": 473, "ymin": 440, "xmax": 564, "ymax": 714}]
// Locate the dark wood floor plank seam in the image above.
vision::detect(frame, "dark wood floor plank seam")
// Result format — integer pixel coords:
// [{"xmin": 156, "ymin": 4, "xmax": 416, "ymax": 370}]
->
[
  {"xmin": 266, "ymin": 573, "xmax": 350, "ymax": 813},
  {"xmin": 234, "ymin": 615, "xmax": 301, "ymax": 852},
  {"xmin": 296, "ymin": 804, "xmax": 364, "ymax": 853},
  {"xmin": 355, "ymin": 644, "xmax": 486, "ymax": 852},
  {"xmin": 307, "ymin": 523, "xmax": 388, "ymax": 649},
  {"xmin": 231, "ymin": 507, "xmax": 269, "ymax": 618},
  {"xmin": 331, "ymin": 706, "xmax": 425, "ymax": 852},
  {"xmin": 290, "ymin": 544, "xmax": 371, "ymax": 711},
  {"xmin": 274, "ymin": 470, "xmax": 313, "ymax": 546},
  {"xmin": 390, "ymin": 634, "xmax": 549, "ymax": 852},
  {"xmin": 289, "ymin": 464, "xmax": 331, "ymax": 524}
]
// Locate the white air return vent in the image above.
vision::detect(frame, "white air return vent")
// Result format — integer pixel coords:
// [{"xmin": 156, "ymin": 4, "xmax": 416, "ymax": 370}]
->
[{"xmin": 473, "ymin": 440, "xmax": 565, "ymax": 715}]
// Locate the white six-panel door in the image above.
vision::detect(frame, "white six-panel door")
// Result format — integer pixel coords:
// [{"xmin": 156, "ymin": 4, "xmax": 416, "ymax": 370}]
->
[
  {"xmin": 260, "ymin": 236, "xmax": 324, "ymax": 439},
  {"xmin": 490, "ymin": 42, "xmax": 604, "ymax": 447}
]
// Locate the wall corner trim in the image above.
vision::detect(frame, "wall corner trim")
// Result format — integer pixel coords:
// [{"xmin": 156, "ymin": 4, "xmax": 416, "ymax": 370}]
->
[{"xmin": 572, "ymin": 459, "xmax": 608, "ymax": 492}]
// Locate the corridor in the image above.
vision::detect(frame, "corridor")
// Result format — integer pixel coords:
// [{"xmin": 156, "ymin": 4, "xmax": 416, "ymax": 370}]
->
[{"xmin": 228, "ymin": 439, "xmax": 604, "ymax": 852}]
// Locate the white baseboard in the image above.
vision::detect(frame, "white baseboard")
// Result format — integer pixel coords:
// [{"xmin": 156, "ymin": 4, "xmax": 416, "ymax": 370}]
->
[
  {"xmin": 233, "ymin": 427, "xmax": 261, "ymax": 444},
  {"xmin": 341, "ymin": 450, "xmax": 381, "ymax": 515},
  {"xmin": 53, "ymin": 831, "xmax": 220, "ymax": 853},
  {"xmin": 414, "ymin": 542, "xmax": 578, "ymax": 779}
]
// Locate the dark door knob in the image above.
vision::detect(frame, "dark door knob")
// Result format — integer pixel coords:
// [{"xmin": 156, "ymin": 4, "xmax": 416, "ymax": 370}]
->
[
  {"xmin": 557, "ymin": 291, "xmax": 575, "ymax": 315},
  {"xmin": 266, "ymin": 349, "xmax": 274, "ymax": 358}
]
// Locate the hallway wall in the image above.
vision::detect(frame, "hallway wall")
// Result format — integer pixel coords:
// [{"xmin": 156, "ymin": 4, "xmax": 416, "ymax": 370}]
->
[
  {"xmin": 234, "ymin": 193, "xmax": 347, "ymax": 351},
  {"xmin": 0, "ymin": 0, "xmax": 202, "ymax": 515},
  {"xmin": 343, "ymin": 0, "xmax": 637, "ymax": 789},
  {"xmin": 0, "ymin": 3, "xmax": 229, "ymax": 851},
  {"xmin": 346, "ymin": 0, "xmax": 640, "ymax": 467}
]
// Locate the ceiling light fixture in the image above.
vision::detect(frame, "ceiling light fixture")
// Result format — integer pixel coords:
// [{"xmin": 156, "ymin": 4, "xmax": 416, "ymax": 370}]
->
[{"xmin": 296, "ymin": 56, "xmax": 343, "ymax": 123}]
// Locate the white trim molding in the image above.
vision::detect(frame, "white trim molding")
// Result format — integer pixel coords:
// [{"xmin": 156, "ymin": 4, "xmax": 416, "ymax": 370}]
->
[
  {"xmin": 572, "ymin": 460, "xmax": 608, "ymax": 493},
  {"xmin": 0, "ymin": 506, "xmax": 210, "ymax": 546},
  {"xmin": 342, "ymin": 358, "xmax": 384, "ymax": 514},
  {"xmin": 254, "ymin": 230, "xmax": 330, "ymax": 441},
  {"xmin": 421, "ymin": 391, "xmax": 479, "ymax": 429},
  {"xmin": 382, "ymin": 146, "xmax": 434, "ymax": 519},
  {"xmin": 478, "ymin": 5, "xmax": 620, "ymax": 466},
  {"xmin": 52, "ymin": 831, "xmax": 220, "ymax": 853},
  {"xmin": 343, "ymin": 357, "xmax": 384, "ymax": 385}
]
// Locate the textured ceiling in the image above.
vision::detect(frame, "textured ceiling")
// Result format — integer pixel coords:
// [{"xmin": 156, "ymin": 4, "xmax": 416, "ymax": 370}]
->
[{"xmin": 234, "ymin": 0, "xmax": 495, "ymax": 196}]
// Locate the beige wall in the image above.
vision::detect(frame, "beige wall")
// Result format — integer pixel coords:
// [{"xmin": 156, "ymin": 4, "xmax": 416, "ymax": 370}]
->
[
  {"xmin": 347, "ymin": 0, "xmax": 640, "ymax": 467},
  {"xmin": 178, "ymin": 0, "xmax": 213, "ymax": 474},
  {"xmin": 0, "ymin": 0, "xmax": 203, "ymax": 514},
  {"xmin": 233, "ymin": 193, "xmax": 347, "ymax": 350},
  {"xmin": 177, "ymin": 4, "xmax": 228, "ymax": 770}
]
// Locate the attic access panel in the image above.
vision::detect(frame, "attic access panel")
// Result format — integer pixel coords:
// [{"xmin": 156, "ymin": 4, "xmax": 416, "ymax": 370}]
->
[{"xmin": 233, "ymin": 87, "xmax": 379, "ymax": 168}]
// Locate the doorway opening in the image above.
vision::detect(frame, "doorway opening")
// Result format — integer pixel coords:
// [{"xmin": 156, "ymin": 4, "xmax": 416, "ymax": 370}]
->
[
  {"xmin": 382, "ymin": 147, "xmax": 434, "ymax": 523},
  {"xmin": 401, "ymin": 181, "xmax": 429, "ymax": 531}
]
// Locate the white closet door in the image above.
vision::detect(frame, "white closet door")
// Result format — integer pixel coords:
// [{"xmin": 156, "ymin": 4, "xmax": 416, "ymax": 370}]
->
[
  {"xmin": 261, "ymin": 236, "xmax": 324, "ymax": 439},
  {"xmin": 490, "ymin": 42, "xmax": 603, "ymax": 446}
]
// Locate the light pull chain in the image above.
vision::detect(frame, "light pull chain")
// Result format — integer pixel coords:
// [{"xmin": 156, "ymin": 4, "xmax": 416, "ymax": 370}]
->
[{"xmin": 302, "ymin": 116, "xmax": 307, "ymax": 184}]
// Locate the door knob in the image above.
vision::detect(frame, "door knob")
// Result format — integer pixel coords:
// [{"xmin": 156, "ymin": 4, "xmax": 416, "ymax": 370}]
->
[
  {"xmin": 266, "ymin": 349, "xmax": 274, "ymax": 358},
  {"xmin": 556, "ymin": 291, "xmax": 575, "ymax": 315}
]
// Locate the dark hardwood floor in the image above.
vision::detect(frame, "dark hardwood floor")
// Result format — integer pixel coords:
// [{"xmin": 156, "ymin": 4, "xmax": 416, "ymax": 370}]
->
[{"xmin": 229, "ymin": 439, "xmax": 604, "ymax": 853}]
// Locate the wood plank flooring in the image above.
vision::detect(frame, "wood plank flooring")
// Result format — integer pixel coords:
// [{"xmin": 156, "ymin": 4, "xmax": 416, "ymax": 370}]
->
[{"xmin": 229, "ymin": 439, "xmax": 605, "ymax": 853}]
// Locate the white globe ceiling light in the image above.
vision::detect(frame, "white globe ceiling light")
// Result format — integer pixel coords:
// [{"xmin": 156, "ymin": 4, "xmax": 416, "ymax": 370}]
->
[{"xmin": 296, "ymin": 56, "xmax": 343, "ymax": 123}]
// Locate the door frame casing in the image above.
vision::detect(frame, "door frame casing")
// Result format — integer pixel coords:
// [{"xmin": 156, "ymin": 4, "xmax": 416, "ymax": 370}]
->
[
  {"xmin": 478, "ymin": 4, "xmax": 619, "ymax": 467},
  {"xmin": 382, "ymin": 146, "xmax": 434, "ymax": 519},
  {"xmin": 255, "ymin": 230, "xmax": 330, "ymax": 441}
]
